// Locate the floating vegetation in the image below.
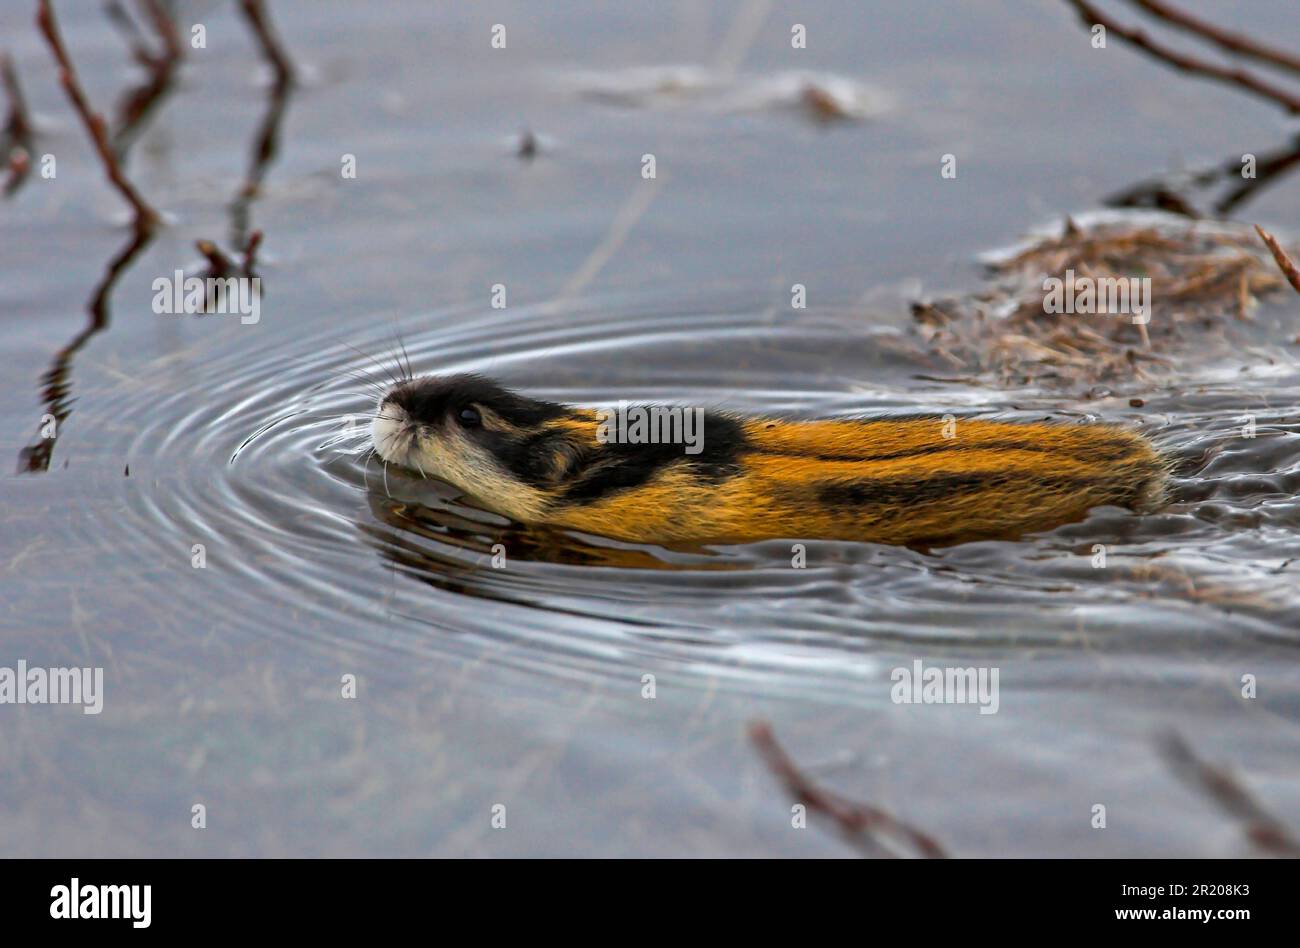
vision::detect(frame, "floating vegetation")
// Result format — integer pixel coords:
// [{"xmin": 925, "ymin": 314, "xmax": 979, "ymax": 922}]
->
[
  {"xmin": 903, "ymin": 211, "xmax": 1299, "ymax": 392},
  {"xmin": 566, "ymin": 66, "xmax": 888, "ymax": 123}
]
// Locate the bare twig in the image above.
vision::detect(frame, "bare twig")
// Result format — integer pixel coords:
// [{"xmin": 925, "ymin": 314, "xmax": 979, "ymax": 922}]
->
[
  {"xmin": 110, "ymin": 0, "xmax": 185, "ymax": 158},
  {"xmin": 230, "ymin": 2, "xmax": 296, "ymax": 248},
  {"xmin": 1159, "ymin": 731, "xmax": 1300, "ymax": 857},
  {"xmin": 36, "ymin": 0, "xmax": 159, "ymax": 230},
  {"xmin": 17, "ymin": 228, "xmax": 153, "ymax": 472},
  {"xmin": 1062, "ymin": 0, "xmax": 1300, "ymax": 114},
  {"xmin": 1254, "ymin": 225, "xmax": 1300, "ymax": 294},
  {"xmin": 748, "ymin": 721, "xmax": 948, "ymax": 858},
  {"xmin": 197, "ymin": 229, "xmax": 262, "ymax": 280},
  {"xmin": 1128, "ymin": 0, "xmax": 1300, "ymax": 78},
  {"xmin": 2, "ymin": 52, "xmax": 33, "ymax": 196},
  {"xmin": 2, "ymin": 52, "xmax": 32, "ymax": 143},
  {"xmin": 241, "ymin": 228, "xmax": 263, "ymax": 276},
  {"xmin": 239, "ymin": 0, "xmax": 295, "ymax": 90},
  {"xmin": 196, "ymin": 239, "xmax": 238, "ymax": 279},
  {"xmin": 138, "ymin": 0, "xmax": 183, "ymax": 67}
]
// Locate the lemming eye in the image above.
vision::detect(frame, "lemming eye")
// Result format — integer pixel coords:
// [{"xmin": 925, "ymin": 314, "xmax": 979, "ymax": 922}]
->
[{"xmin": 458, "ymin": 406, "xmax": 482, "ymax": 427}]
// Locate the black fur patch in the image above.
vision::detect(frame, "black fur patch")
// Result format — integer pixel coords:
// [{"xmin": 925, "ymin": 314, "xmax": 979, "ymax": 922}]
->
[
  {"xmin": 558, "ymin": 410, "xmax": 750, "ymax": 504},
  {"xmin": 386, "ymin": 374, "xmax": 573, "ymax": 428},
  {"xmin": 814, "ymin": 473, "xmax": 1112, "ymax": 511},
  {"xmin": 484, "ymin": 427, "xmax": 587, "ymax": 491},
  {"xmin": 780, "ymin": 439, "xmax": 1138, "ymax": 464}
]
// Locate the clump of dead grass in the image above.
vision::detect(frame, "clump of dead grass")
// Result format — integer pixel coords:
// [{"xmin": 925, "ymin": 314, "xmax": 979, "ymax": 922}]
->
[{"xmin": 906, "ymin": 213, "xmax": 1298, "ymax": 392}]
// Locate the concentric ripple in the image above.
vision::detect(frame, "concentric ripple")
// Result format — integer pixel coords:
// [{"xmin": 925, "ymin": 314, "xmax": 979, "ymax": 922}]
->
[{"xmin": 82, "ymin": 293, "xmax": 1300, "ymax": 697}]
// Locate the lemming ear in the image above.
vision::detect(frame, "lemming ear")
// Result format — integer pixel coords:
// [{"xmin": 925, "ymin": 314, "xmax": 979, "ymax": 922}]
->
[{"xmin": 540, "ymin": 429, "xmax": 596, "ymax": 487}]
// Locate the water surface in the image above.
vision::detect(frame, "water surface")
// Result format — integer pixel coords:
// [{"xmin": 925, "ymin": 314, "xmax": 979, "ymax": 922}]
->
[{"xmin": 2, "ymin": 0, "xmax": 1299, "ymax": 856}]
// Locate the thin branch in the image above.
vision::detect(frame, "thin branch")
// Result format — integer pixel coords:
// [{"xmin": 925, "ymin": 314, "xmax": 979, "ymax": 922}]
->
[
  {"xmin": 2, "ymin": 52, "xmax": 33, "ymax": 196},
  {"xmin": 748, "ymin": 721, "xmax": 948, "ymax": 858},
  {"xmin": 110, "ymin": 0, "xmax": 186, "ymax": 159},
  {"xmin": 229, "ymin": 2, "xmax": 296, "ymax": 248},
  {"xmin": 241, "ymin": 228, "xmax": 263, "ymax": 276},
  {"xmin": 1062, "ymin": 0, "xmax": 1300, "ymax": 114},
  {"xmin": 1128, "ymin": 0, "xmax": 1300, "ymax": 78},
  {"xmin": 18, "ymin": 228, "xmax": 153, "ymax": 472},
  {"xmin": 2, "ymin": 52, "xmax": 32, "ymax": 143},
  {"xmin": 239, "ymin": 0, "xmax": 295, "ymax": 91},
  {"xmin": 196, "ymin": 239, "xmax": 238, "ymax": 278},
  {"xmin": 1254, "ymin": 225, "xmax": 1300, "ymax": 294},
  {"xmin": 1216, "ymin": 135, "xmax": 1300, "ymax": 215},
  {"xmin": 138, "ymin": 0, "xmax": 183, "ymax": 67},
  {"xmin": 1159, "ymin": 731, "xmax": 1300, "ymax": 857},
  {"xmin": 36, "ymin": 0, "xmax": 159, "ymax": 231},
  {"xmin": 104, "ymin": 0, "xmax": 151, "ymax": 65},
  {"xmin": 197, "ymin": 229, "xmax": 262, "ymax": 280}
]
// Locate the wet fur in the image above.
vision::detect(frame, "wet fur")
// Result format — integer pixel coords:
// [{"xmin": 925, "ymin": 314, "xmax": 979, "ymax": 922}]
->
[{"xmin": 373, "ymin": 374, "xmax": 1169, "ymax": 546}]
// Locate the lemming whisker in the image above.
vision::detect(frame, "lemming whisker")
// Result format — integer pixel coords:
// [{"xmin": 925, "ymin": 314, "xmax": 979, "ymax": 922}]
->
[{"xmin": 345, "ymin": 343, "xmax": 404, "ymax": 389}]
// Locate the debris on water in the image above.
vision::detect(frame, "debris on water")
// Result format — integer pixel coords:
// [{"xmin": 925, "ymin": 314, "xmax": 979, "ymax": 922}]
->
[
  {"xmin": 517, "ymin": 128, "xmax": 538, "ymax": 160},
  {"xmin": 903, "ymin": 211, "xmax": 1300, "ymax": 391},
  {"xmin": 566, "ymin": 66, "xmax": 887, "ymax": 123}
]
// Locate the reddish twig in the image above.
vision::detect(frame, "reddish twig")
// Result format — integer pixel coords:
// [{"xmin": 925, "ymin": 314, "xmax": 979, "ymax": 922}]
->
[
  {"xmin": 229, "ymin": 2, "xmax": 296, "ymax": 248},
  {"xmin": 748, "ymin": 721, "xmax": 948, "ymax": 858},
  {"xmin": 195, "ymin": 239, "xmax": 237, "ymax": 278},
  {"xmin": 197, "ymin": 230, "xmax": 263, "ymax": 280},
  {"xmin": 110, "ymin": 0, "xmax": 185, "ymax": 159},
  {"xmin": 2, "ymin": 52, "xmax": 33, "ymax": 196},
  {"xmin": 1062, "ymin": 0, "xmax": 1300, "ymax": 114},
  {"xmin": 2, "ymin": 52, "xmax": 32, "ymax": 143},
  {"xmin": 1159, "ymin": 731, "xmax": 1300, "ymax": 857},
  {"xmin": 17, "ymin": 227, "xmax": 153, "ymax": 472},
  {"xmin": 1254, "ymin": 225, "xmax": 1300, "ymax": 295},
  {"xmin": 1128, "ymin": 0, "xmax": 1300, "ymax": 78},
  {"xmin": 239, "ymin": 0, "xmax": 295, "ymax": 90},
  {"xmin": 137, "ymin": 0, "xmax": 183, "ymax": 67},
  {"xmin": 36, "ymin": 0, "xmax": 159, "ymax": 231},
  {"xmin": 241, "ymin": 228, "xmax": 263, "ymax": 275}
]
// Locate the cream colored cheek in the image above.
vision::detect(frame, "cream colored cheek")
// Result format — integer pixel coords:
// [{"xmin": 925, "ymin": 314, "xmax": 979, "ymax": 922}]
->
[
  {"xmin": 409, "ymin": 431, "xmax": 549, "ymax": 521},
  {"xmin": 371, "ymin": 413, "xmax": 408, "ymax": 463}
]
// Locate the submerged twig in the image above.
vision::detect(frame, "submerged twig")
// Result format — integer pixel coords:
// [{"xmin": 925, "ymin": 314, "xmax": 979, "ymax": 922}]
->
[
  {"xmin": 238, "ymin": 0, "xmax": 295, "ymax": 90},
  {"xmin": 748, "ymin": 721, "xmax": 948, "ymax": 858},
  {"xmin": 1, "ymin": 52, "xmax": 33, "ymax": 196},
  {"xmin": 17, "ymin": 228, "xmax": 153, "ymax": 473},
  {"xmin": 109, "ymin": 0, "xmax": 185, "ymax": 159},
  {"xmin": 1106, "ymin": 134, "xmax": 1300, "ymax": 220},
  {"xmin": 1062, "ymin": 0, "xmax": 1300, "ymax": 114},
  {"xmin": 1159, "ymin": 731, "xmax": 1300, "ymax": 857},
  {"xmin": 2, "ymin": 52, "xmax": 32, "ymax": 144},
  {"xmin": 230, "ymin": 1, "xmax": 296, "ymax": 248},
  {"xmin": 21, "ymin": 0, "xmax": 167, "ymax": 472},
  {"xmin": 137, "ymin": 0, "xmax": 183, "ymax": 66},
  {"xmin": 241, "ymin": 229, "xmax": 263, "ymax": 276},
  {"xmin": 195, "ymin": 239, "xmax": 238, "ymax": 279},
  {"xmin": 36, "ymin": 0, "xmax": 159, "ymax": 231},
  {"xmin": 196, "ymin": 230, "xmax": 262, "ymax": 280},
  {"xmin": 1254, "ymin": 225, "xmax": 1300, "ymax": 294}
]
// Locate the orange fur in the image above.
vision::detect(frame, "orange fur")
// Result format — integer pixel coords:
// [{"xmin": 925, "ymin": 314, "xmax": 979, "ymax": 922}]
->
[{"xmin": 545, "ymin": 417, "xmax": 1167, "ymax": 546}]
